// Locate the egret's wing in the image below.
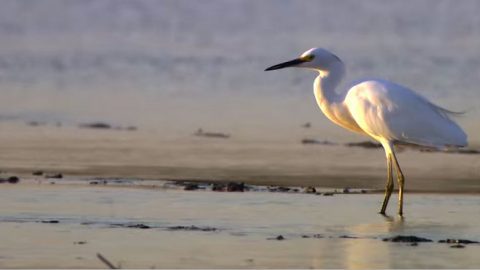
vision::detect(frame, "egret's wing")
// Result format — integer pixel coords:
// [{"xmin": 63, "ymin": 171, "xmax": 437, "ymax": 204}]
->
[{"xmin": 344, "ymin": 80, "xmax": 467, "ymax": 147}]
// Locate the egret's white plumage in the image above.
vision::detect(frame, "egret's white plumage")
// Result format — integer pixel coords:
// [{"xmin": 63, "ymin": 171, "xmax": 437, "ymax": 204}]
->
[
  {"xmin": 345, "ymin": 79, "xmax": 467, "ymax": 148},
  {"xmin": 265, "ymin": 47, "xmax": 468, "ymax": 216}
]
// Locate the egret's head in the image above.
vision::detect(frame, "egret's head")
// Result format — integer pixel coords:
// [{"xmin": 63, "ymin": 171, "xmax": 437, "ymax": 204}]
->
[{"xmin": 265, "ymin": 48, "xmax": 342, "ymax": 71}]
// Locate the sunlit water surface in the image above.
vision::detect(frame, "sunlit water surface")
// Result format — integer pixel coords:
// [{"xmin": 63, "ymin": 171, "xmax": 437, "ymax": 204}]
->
[{"xmin": 0, "ymin": 184, "xmax": 479, "ymax": 268}]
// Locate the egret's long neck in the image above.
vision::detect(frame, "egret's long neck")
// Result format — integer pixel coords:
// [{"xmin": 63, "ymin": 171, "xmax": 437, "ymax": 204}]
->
[
  {"xmin": 313, "ymin": 61, "xmax": 345, "ymax": 108},
  {"xmin": 312, "ymin": 60, "xmax": 365, "ymax": 135}
]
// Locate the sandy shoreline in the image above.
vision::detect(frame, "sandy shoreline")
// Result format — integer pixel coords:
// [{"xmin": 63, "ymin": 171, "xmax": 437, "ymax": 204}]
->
[
  {"xmin": 2, "ymin": 165, "xmax": 480, "ymax": 194},
  {"xmin": 2, "ymin": 172, "xmax": 480, "ymax": 196},
  {"xmin": 1, "ymin": 123, "xmax": 479, "ymax": 193}
]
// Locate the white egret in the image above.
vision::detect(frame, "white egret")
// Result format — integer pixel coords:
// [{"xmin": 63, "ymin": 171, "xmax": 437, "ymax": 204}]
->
[{"xmin": 265, "ymin": 48, "xmax": 467, "ymax": 216}]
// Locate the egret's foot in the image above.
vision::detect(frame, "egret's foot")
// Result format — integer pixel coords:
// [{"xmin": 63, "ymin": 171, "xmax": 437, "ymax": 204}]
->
[
  {"xmin": 379, "ymin": 212, "xmax": 394, "ymax": 222},
  {"xmin": 380, "ymin": 198, "xmax": 391, "ymax": 215},
  {"xmin": 395, "ymin": 215, "xmax": 405, "ymax": 223},
  {"xmin": 379, "ymin": 211, "xmax": 394, "ymax": 219}
]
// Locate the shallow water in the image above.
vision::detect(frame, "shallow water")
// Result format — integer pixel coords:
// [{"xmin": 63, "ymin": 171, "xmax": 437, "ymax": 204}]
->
[{"xmin": 0, "ymin": 183, "xmax": 479, "ymax": 268}]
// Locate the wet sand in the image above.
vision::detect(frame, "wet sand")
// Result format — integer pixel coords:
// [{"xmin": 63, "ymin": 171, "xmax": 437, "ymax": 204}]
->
[
  {"xmin": 0, "ymin": 123, "xmax": 480, "ymax": 193},
  {"xmin": 1, "ymin": 180, "xmax": 480, "ymax": 268}
]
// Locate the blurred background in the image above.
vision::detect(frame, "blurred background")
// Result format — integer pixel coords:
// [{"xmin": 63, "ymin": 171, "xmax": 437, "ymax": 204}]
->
[
  {"xmin": 0, "ymin": 0, "xmax": 478, "ymax": 144},
  {"xmin": 2, "ymin": 2, "xmax": 480, "ymax": 268}
]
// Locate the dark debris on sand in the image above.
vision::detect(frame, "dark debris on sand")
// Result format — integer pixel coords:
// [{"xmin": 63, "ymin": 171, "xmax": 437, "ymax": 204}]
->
[
  {"xmin": 110, "ymin": 223, "xmax": 152, "ymax": 229},
  {"xmin": 267, "ymin": 235, "xmax": 285, "ymax": 240},
  {"xmin": 79, "ymin": 122, "xmax": 112, "ymax": 129},
  {"xmin": 168, "ymin": 180, "xmax": 371, "ymax": 197},
  {"xmin": 45, "ymin": 173, "xmax": 63, "ymax": 179},
  {"xmin": 301, "ymin": 138, "xmax": 336, "ymax": 145},
  {"xmin": 183, "ymin": 183, "xmax": 200, "ymax": 191},
  {"xmin": 346, "ymin": 141, "xmax": 382, "ymax": 149},
  {"xmin": 268, "ymin": 186, "xmax": 291, "ymax": 193},
  {"xmin": 339, "ymin": 235, "xmax": 358, "ymax": 239},
  {"xmin": 40, "ymin": 220, "xmax": 60, "ymax": 224},
  {"xmin": 227, "ymin": 182, "xmax": 245, "ymax": 192},
  {"xmin": 211, "ymin": 183, "xmax": 226, "ymax": 191},
  {"xmin": 194, "ymin": 128, "xmax": 230, "ymax": 139},
  {"xmin": 7, "ymin": 176, "xmax": 19, "ymax": 184},
  {"xmin": 302, "ymin": 234, "xmax": 324, "ymax": 239},
  {"xmin": 107, "ymin": 222, "xmax": 219, "ymax": 232},
  {"xmin": 79, "ymin": 122, "xmax": 138, "ymax": 131},
  {"xmin": 167, "ymin": 225, "xmax": 218, "ymax": 232},
  {"xmin": 127, "ymin": 224, "xmax": 151, "ymax": 229},
  {"xmin": 383, "ymin": 235, "xmax": 433, "ymax": 243},
  {"xmin": 32, "ymin": 170, "xmax": 44, "ymax": 176},
  {"xmin": 344, "ymin": 140, "xmax": 480, "ymax": 154},
  {"xmin": 438, "ymin": 239, "xmax": 479, "ymax": 244},
  {"xmin": 178, "ymin": 181, "xmax": 246, "ymax": 192},
  {"xmin": 0, "ymin": 176, "xmax": 20, "ymax": 184}
]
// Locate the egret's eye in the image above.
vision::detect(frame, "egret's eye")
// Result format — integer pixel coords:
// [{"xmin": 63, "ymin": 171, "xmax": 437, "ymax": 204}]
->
[{"xmin": 302, "ymin": 54, "xmax": 315, "ymax": 62}]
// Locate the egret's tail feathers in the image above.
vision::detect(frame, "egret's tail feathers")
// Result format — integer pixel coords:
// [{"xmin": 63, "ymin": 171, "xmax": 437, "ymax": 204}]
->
[{"xmin": 428, "ymin": 101, "xmax": 466, "ymax": 118}]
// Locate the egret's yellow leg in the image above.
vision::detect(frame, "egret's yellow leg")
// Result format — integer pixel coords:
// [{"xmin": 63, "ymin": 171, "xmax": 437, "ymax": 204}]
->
[
  {"xmin": 391, "ymin": 152, "xmax": 405, "ymax": 216},
  {"xmin": 380, "ymin": 154, "xmax": 393, "ymax": 215}
]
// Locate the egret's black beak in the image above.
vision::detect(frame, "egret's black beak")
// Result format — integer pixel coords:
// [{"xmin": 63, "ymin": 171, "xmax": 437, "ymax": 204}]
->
[{"xmin": 265, "ymin": 58, "xmax": 306, "ymax": 71}]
